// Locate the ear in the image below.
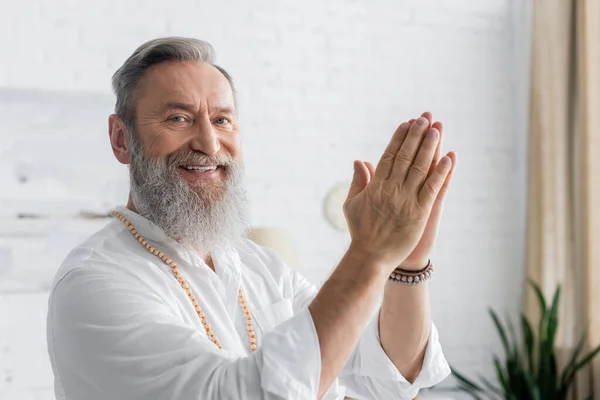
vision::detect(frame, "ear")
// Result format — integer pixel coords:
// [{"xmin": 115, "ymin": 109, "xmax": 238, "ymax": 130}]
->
[{"xmin": 109, "ymin": 114, "xmax": 132, "ymax": 164}]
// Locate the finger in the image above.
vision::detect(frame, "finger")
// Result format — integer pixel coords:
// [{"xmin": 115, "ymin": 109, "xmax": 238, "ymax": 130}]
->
[
  {"xmin": 373, "ymin": 122, "xmax": 411, "ymax": 181},
  {"xmin": 363, "ymin": 161, "xmax": 375, "ymax": 180},
  {"xmin": 408, "ymin": 111, "xmax": 431, "ymax": 126},
  {"xmin": 404, "ymin": 127, "xmax": 440, "ymax": 190},
  {"xmin": 389, "ymin": 116, "xmax": 431, "ymax": 180},
  {"xmin": 433, "ymin": 151, "xmax": 456, "ymax": 204},
  {"xmin": 428, "ymin": 151, "xmax": 457, "ymax": 218},
  {"xmin": 418, "ymin": 152, "xmax": 453, "ymax": 208},
  {"xmin": 420, "ymin": 111, "xmax": 432, "ymax": 125},
  {"xmin": 411, "ymin": 111, "xmax": 432, "ymax": 130},
  {"xmin": 347, "ymin": 160, "xmax": 371, "ymax": 200},
  {"xmin": 428, "ymin": 121, "xmax": 444, "ymax": 176}
]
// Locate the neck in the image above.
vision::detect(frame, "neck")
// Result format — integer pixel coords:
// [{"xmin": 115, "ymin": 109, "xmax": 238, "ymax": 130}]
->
[{"xmin": 126, "ymin": 197, "xmax": 136, "ymax": 213}]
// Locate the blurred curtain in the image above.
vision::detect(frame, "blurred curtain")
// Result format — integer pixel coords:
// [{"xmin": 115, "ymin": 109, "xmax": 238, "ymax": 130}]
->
[{"xmin": 525, "ymin": 0, "xmax": 600, "ymax": 398}]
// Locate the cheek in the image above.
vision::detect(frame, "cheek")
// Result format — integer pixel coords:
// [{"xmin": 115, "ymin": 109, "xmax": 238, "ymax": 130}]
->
[
  {"xmin": 143, "ymin": 129, "xmax": 186, "ymax": 158},
  {"xmin": 220, "ymin": 133, "xmax": 242, "ymax": 158}
]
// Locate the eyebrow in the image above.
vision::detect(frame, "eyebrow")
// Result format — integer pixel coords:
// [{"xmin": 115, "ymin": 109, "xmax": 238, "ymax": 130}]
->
[
  {"xmin": 159, "ymin": 101, "xmax": 198, "ymax": 113},
  {"xmin": 159, "ymin": 101, "xmax": 236, "ymax": 115},
  {"xmin": 212, "ymin": 106, "xmax": 237, "ymax": 115}
]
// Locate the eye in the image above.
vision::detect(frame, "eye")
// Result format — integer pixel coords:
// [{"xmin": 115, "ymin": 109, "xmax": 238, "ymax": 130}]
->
[
  {"xmin": 214, "ymin": 117, "xmax": 231, "ymax": 125},
  {"xmin": 169, "ymin": 115, "xmax": 188, "ymax": 124}
]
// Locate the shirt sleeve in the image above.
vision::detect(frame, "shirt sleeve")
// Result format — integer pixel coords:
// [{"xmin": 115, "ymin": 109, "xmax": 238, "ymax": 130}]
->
[
  {"xmin": 290, "ymin": 269, "xmax": 451, "ymax": 400},
  {"xmin": 47, "ymin": 266, "xmax": 322, "ymax": 400}
]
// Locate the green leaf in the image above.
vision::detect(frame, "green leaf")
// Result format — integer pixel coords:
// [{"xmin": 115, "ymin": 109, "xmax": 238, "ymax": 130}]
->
[
  {"xmin": 563, "ymin": 343, "xmax": 600, "ymax": 390},
  {"xmin": 551, "ymin": 351, "xmax": 558, "ymax": 378},
  {"xmin": 451, "ymin": 367, "xmax": 484, "ymax": 392},
  {"xmin": 506, "ymin": 314, "xmax": 520, "ymax": 364},
  {"xmin": 536, "ymin": 287, "xmax": 560, "ymax": 399},
  {"xmin": 528, "ymin": 279, "xmax": 547, "ymax": 312},
  {"xmin": 521, "ymin": 313, "xmax": 535, "ymax": 371},
  {"xmin": 537, "ymin": 347, "xmax": 557, "ymax": 400},
  {"xmin": 493, "ymin": 356, "xmax": 510, "ymax": 395},
  {"xmin": 546, "ymin": 287, "xmax": 561, "ymax": 351},
  {"xmin": 532, "ymin": 282, "xmax": 550, "ymax": 375},
  {"xmin": 505, "ymin": 314, "xmax": 531, "ymax": 397},
  {"xmin": 560, "ymin": 334, "xmax": 588, "ymax": 389},
  {"xmin": 523, "ymin": 371, "xmax": 541, "ymax": 400},
  {"xmin": 477, "ymin": 373, "xmax": 504, "ymax": 397},
  {"xmin": 546, "ymin": 289, "xmax": 561, "ymax": 397},
  {"xmin": 490, "ymin": 310, "xmax": 512, "ymax": 360}
]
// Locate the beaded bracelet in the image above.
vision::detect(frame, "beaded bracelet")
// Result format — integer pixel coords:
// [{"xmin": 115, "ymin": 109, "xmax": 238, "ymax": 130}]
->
[{"xmin": 388, "ymin": 260, "xmax": 434, "ymax": 285}]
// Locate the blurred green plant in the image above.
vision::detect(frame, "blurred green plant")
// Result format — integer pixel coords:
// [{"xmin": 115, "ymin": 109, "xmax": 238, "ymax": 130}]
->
[{"xmin": 449, "ymin": 280, "xmax": 600, "ymax": 400}]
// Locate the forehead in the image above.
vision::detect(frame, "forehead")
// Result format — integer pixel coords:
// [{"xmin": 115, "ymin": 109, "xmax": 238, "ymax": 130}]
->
[{"xmin": 134, "ymin": 61, "xmax": 235, "ymax": 111}]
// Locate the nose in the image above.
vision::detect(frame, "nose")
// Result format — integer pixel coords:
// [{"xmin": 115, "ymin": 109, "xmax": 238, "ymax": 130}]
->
[{"xmin": 190, "ymin": 118, "xmax": 221, "ymax": 156}]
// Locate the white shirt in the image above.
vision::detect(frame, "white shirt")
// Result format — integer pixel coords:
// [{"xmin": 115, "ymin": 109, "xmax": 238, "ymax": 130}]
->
[{"xmin": 46, "ymin": 207, "xmax": 450, "ymax": 400}]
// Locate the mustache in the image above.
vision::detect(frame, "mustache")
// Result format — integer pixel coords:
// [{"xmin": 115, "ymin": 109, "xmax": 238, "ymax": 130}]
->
[{"xmin": 166, "ymin": 150, "xmax": 234, "ymax": 168}]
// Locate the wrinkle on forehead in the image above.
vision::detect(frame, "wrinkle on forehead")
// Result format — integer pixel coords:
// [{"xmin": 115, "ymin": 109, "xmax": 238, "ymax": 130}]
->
[{"xmin": 134, "ymin": 61, "xmax": 236, "ymax": 114}]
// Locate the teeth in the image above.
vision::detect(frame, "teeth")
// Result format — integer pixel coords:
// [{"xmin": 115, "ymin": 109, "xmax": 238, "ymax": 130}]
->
[{"xmin": 184, "ymin": 166, "xmax": 217, "ymax": 172}]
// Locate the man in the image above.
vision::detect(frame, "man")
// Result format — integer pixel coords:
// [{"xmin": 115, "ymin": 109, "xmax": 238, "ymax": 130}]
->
[{"xmin": 46, "ymin": 37, "xmax": 457, "ymax": 399}]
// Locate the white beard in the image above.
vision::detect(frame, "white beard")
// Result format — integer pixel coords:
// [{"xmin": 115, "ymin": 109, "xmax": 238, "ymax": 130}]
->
[{"xmin": 127, "ymin": 131, "xmax": 249, "ymax": 258}]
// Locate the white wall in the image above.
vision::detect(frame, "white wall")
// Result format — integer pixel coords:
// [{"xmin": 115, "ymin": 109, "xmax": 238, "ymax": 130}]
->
[{"xmin": 0, "ymin": 0, "xmax": 530, "ymax": 398}]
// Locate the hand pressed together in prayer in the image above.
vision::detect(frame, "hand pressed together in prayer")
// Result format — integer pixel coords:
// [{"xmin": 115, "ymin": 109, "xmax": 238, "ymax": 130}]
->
[{"xmin": 343, "ymin": 112, "xmax": 457, "ymax": 273}]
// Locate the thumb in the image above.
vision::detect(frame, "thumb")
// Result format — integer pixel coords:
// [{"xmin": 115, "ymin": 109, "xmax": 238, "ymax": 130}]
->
[{"xmin": 347, "ymin": 160, "xmax": 371, "ymax": 200}]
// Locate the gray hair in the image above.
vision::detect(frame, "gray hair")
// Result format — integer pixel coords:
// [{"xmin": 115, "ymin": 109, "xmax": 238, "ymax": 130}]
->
[{"xmin": 111, "ymin": 37, "xmax": 235, "ymax": 129}]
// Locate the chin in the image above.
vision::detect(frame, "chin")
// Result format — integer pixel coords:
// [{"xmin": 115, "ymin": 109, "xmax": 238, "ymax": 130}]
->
[{"xmin": 188, "ymin": 181, "xmax": 227, "ymax": 200}]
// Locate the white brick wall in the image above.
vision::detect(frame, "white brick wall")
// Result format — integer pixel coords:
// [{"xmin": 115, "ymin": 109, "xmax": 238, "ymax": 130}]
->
[{"xmin": 0, "ymin": 0, "xmax": 530, "ymax": 398}]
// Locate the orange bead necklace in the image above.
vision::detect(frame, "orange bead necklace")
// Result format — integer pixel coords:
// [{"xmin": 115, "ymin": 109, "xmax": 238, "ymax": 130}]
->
[{"xmin": 112, "ymin": 211, "xmax": 257, "ymax": 353}]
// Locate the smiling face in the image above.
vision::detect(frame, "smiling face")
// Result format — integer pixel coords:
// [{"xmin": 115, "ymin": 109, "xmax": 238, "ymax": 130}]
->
[
  {"xmin": 108, "ymin": 60, "xmax": 249, "ymax": 255},
  {"xmin": 134, "ymin": 60, "xmax": 241, "ymax": 193}
]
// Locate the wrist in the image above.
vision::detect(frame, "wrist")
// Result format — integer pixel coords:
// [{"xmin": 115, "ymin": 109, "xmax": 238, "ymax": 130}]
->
[
  {"xmin": 346, "ymin": 242, "xmax": 397, "ymax": 275},
  {"xmin": 399, "ymin": 258, "xmax": 430, "ymax": 272}
]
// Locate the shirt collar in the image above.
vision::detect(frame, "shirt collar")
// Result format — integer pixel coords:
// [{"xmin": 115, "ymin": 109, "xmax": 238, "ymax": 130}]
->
[
  {"xmin": 112, "ymin": 206, "xmax": 242, "ymax": 278},
  {"xmin": 114, "ymin": 206, "xmax": 176, "ymax": 246}
]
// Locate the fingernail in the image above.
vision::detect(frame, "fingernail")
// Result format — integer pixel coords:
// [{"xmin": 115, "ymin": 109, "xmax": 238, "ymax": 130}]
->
[
  {"xmin": 400, "ymin": 122, "xmax": 410, "ymax": 130},
  {"xmin": 439, "ymin": 156, "xmax": 451, "ymax": 169},
  {"xmin": 426, "ymin": 129, "xmax": 439, "ymax": 139},
  {"xmin": 416, "ymin": 117, "xmax": 428, "ymax": 126}
]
